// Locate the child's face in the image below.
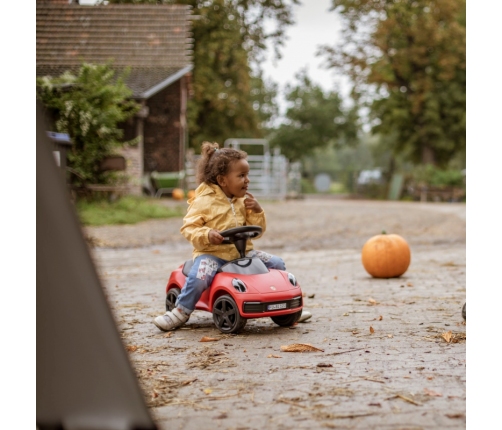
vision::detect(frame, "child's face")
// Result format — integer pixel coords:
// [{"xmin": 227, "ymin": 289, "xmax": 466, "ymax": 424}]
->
[{"xmin": 217, "ymin": 159, "xmax": 250, "ymax": 198}]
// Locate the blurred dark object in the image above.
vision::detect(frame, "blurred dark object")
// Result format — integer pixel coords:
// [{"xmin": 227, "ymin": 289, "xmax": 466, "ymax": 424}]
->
[
  {"xmin": 36, "ymin": 100, "xmax": 157, "ymax": 430},
  {"xmin": 46, "ymin": 131, "xmax": 73, "ymax": 185},
  {"xmin": 99, "ymin": 155, "xmax": 126, "ymax": 172},
  {"xmin": 68, "ymin": 155, "xmax": 129, "ymax": 201},
  {"xmin": 462, "ymin": 302, "xmax": 466, "ymax": 321}
]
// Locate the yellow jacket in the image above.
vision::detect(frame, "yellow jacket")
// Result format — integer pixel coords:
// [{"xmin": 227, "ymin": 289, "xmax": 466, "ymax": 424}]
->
[{"xmin": 181, "ymin": 182, "xmax": 267, "ymax": 261}]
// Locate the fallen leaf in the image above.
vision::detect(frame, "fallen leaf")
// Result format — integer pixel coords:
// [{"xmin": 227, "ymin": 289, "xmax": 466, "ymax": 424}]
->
[
  {"xmin": 342, "ymin": 312, "xmax": 349, "ymax": 316},
  {"xmin": 126, "ymin": 345, "xmax": 138, "ymax": 352},
  {"xmin": 316, "ymin": 362, "xmax": 333, "ymax": 367},
  {"xmin": 407, "ymin": 282, "xmax": 413, "ymax": 287},
  {"xmin": 446, "ymin": 413, "xmax": 465, "ymax": 419},
  {"xmin": 378, "ymin": 315, "xmax": 383, "ymax": 321},
  {"xmin": 267, "ymin": 354, "xmax": 282, "ymax": 358},
  {"xmin": 352, "ymin": 331, "xmax": 360, "ymax": 335},
  {"xmin": 368, "ymin": 402, "xmax": 381, "ymax": 407},
  {"xmin": 368, "ymin": 298, "xmax": 377, "ymax": 305},
  {"xmin": 333, "ymin": 276, "xmax": 338, "ymax": 280},
  {"xmin": 387, "ymin": 334, "xmax": 393, "ymax": 338},
  {"xmin": 204, "ymin": 388, "xmax": 213, "ymax": 394},
  {"xmin": 152, "ymin": 250, "xmax": 160, "ymax": 254},
  {"xmin": 280, "ymin": 343, "xmax": 324, "ymax": 352},
  {"xmin": 370, "ymin": 326, "xmax": 375, "ymax": 334},
  {"xmin": 424, "ymin": 388, "xmax": 442, "ymax": 397},
  {"xmin": 307, "ymin": 293, "xmax": 315, "ymax": 299},
  {"xmin": 152, "ymin": 391, "xmax": 158, "ymax": 398},
  {"xmin": 441, "ymin": 331, "xmax": 453, "ymax": 343},
  {"xmin": 200, "ymin": 336, "xmax": 219, "ymax": 342},
  {"xmin": 164, "ymin": 332, "xmax": 173, "ymax": 338}
]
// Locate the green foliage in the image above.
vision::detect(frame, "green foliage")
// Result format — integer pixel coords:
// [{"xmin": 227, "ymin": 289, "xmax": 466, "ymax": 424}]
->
[
  {"xmin": 36, "ymin": 63, "xmax": 140, "ymax": 186},
  {"xmin": 268, "ymin": 70, "xmax": 360, "ymax": 161},
  {"xmin": 321, "ymin": 0, "xmax": 466, "ymax": 167},
  {"xmin": 411, "ymin": 164, "xmax": 465, "ymax": 187},
  {"xmin": 106, "ymin": 0, "xmax": 298, "ymax": 148},
  {"xmin": 76, "ymin": 196, "xmax": 185, "ymax": 226}
]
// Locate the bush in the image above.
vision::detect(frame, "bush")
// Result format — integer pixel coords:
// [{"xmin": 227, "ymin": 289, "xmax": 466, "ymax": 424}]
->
[
  {"xmin": 36, "ymin": 63, "xmax": 140, "ymax": 187},
  {"xmin": 412, "ymin": 165, "xmax": 465, "ymax": 187}
]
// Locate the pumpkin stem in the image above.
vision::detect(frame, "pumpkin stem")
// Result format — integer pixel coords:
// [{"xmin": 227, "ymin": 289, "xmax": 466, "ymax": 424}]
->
[{"xmin": 381, "ymin": 230, "xmax": 386, "ymax": 235}]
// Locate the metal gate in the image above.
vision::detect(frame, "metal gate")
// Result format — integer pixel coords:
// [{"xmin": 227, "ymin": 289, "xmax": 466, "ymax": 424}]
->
[{"xmin": 185, "ymin": 139, "xmax": 290, "ymax": 199}]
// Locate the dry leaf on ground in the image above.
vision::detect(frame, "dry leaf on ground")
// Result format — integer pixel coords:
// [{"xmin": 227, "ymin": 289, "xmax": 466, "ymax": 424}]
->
[
  {"xmin": 441, "ymin": 331, "xmax": 453, "ymax": 343},
  {"xmin": 368, "ymin": 298, "xmax": 378, "ymax": 305},
  {"xmin": 370, "ymin": 326, "xmax": 375, "ymax": 334},
  {"xmin": 424, "ymin": 388, "xmax": 442, "ymax": 397},
  {"xmin": 126, "ymin": 345, "xmax": 138, "ymax": 352},
  {"xmin": 281, "ymin": 343, "xmax": 324, "ymax": 352},
  {"xmin": 199, "ymin": 336, "xmax": 219, "ymax": 342},
  {"xmin": 267, "ymin": 354, "xmax": 282, "ymax": 358}
]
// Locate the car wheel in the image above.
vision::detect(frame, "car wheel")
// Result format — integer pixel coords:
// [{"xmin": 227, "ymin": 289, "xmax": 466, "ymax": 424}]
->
[
  {"xmin": 271, "ymin": 310, "xmax": 302, "ymax": 327},
  {"xmin": 213, "ymin": 294, "xmax": 247, "ymax": 334},
  {"xmin": 165, "ymin": 287, "xmax": 181, "ymax": 312}
]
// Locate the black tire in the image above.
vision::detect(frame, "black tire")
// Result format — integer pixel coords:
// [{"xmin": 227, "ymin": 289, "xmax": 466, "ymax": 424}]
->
[
  {"xmin": 212, "ymin": 294, "xmax": 247, "ymax": 334},
  {"xmin": 165, "ymin": 287, "xmax": 181, "ymax": 312},
  {"xmin": 271, "ymin": 310, "xmax": 302, "ymax": 327}
]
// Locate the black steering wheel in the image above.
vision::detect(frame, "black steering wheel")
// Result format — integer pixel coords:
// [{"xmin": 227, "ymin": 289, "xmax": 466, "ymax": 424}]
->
[{"xmin": 219, "ymin": 225, "xmax": 262, "ymax": 245}]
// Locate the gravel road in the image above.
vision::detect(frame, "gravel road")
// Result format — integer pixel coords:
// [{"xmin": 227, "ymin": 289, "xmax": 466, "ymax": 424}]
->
[{"xmin": 84, "ymin": 197, "xmax": 466, "ymax": 430}]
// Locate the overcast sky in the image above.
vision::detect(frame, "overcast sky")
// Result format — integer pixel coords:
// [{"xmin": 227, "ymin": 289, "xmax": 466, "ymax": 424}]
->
[{"xmin": 261, "ymin": 0, "xmax": 350, "ymax": 114}]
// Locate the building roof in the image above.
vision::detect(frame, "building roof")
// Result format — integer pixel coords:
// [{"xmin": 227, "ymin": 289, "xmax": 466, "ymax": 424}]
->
[{"xmin": 36, "ymin": 4, "xmax": 193, "ymax": 98}]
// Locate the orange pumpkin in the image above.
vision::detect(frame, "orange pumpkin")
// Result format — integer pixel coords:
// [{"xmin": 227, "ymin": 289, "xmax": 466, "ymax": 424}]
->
[
  {"xmin": 171, "ymin": 188, "xmax": 185, "ymax": 200},
  {"xmin": 187, "ymin": 189, "xmax": 196, "ymax": 199},
  {"xmin": 361, "ymin": 232, "xmax": 411, "ymax": 278}
]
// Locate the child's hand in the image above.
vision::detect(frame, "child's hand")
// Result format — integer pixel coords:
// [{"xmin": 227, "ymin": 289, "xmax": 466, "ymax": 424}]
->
[
  {"xmin": 244, "ymin": 192, "xmax": 263, "ymax": 213},
  {"xmin": 209, "ymin": 229, "xmax": 224, "ymax": 245}
]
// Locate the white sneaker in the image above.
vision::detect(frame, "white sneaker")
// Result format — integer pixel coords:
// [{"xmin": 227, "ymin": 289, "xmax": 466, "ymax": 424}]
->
[
  {"xmin": 298, "ymin": 310, "xmax": 312, "ymax": 323},
  {"xmin": 154, "ymin": 308, "xmax": 189, "ymax": 331}
]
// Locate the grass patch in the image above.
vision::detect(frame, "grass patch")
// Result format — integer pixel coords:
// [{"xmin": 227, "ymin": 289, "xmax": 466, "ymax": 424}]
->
[{"xmin": 75, "ymin": 196, "xmax": 185, "ymax": 226}]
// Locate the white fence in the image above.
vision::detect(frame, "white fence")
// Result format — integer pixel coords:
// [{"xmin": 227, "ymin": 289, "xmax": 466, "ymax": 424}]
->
[{"xmin": 185, "ymin": 139, "xmax": 292, "ymax": 200}]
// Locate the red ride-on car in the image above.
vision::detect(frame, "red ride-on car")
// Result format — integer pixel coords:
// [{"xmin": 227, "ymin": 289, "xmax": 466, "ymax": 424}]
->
[{"xmin": 164, "ymin": 226, "xmax": 303, "ymax": 334}]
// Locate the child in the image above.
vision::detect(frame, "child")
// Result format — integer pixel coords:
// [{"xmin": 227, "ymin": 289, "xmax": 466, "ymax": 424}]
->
[{"xmin": 153, "ymin": 141, "xmax": 290, "ymax": 331}]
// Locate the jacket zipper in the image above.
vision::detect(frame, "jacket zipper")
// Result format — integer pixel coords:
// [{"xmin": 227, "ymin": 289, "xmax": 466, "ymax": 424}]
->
[{"xmin": 230, "ymin": 200, "xmax": 238, "ymax": 227}]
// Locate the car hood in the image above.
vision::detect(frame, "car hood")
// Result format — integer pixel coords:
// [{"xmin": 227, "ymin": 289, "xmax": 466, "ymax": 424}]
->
[{"xmin": 241, "ymin": 270, "xmax": 297, "ymax": 294}]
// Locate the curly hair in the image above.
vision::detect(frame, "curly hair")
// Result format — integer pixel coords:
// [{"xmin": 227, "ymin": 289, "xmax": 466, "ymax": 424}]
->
[{"xmin": 196, "ymin": 141, "xmax": 247, "ymax": 185}]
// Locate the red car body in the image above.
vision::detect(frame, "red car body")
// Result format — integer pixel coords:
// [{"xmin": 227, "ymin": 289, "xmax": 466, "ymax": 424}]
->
[{"xmin": 165, "ymin": 257, "xmax": 303, "ymax": 333}]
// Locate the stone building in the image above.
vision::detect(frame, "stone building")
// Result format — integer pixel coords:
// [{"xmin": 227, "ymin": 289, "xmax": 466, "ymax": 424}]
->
[{"xmin": 36, "ymin": 1, "xmax": 193, "ymax": 195}]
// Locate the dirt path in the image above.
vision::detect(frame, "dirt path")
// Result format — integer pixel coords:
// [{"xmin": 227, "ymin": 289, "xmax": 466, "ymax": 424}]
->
[{"xmin": 86, "ymin": 198, "xmax": 466, "ymax": 429}]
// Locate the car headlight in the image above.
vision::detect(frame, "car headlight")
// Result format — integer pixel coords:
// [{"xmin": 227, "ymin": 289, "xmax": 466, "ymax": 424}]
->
[
  {"xmin": 232, "ymin": 278, "xmax": 247, "ymax": 292},
  {"xmin": 288, "ymin": 273, "xmax": 298, "ymax": 287}
]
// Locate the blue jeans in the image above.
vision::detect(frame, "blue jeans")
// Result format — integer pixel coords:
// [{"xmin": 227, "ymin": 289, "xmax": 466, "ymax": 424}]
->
[{"xmin": 175, "ymin": 250, "xmax": 286, "ymax": 315}]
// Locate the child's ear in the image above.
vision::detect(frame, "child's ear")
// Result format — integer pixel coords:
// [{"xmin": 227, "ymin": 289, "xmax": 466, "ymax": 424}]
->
[{"xmin": 216, "ymin": 175, "xmax": 226, "ymax": 186}]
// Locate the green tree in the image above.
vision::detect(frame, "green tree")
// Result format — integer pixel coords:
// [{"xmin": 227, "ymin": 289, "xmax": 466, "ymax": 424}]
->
[
  {"xmin": 36, "ymin": 63, "xmax": 140, "ymax": 185},
  {"xmin": 320, "ymin": 0, "xmax": 466, "ymax": 167},
  {"xmin": 106, "ymin": 0, "xmax": 298, "ymax": 148},
  {"xmin": 268, "ymin": 70, "xmax": 359, "ymax": 161}
]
